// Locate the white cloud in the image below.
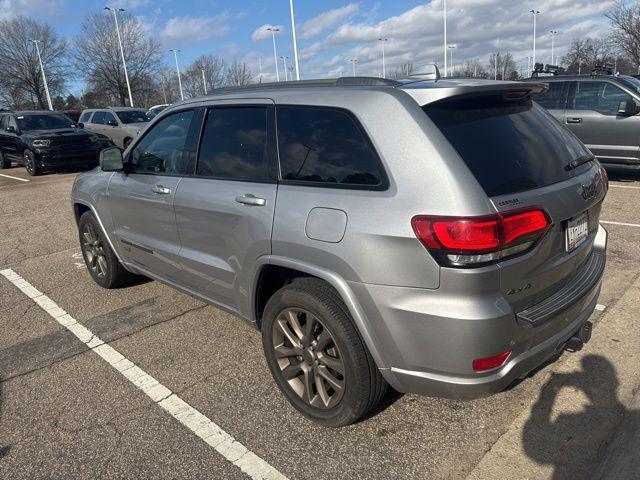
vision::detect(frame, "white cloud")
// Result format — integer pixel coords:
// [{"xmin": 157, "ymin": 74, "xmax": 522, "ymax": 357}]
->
[
  {"xmin": 111, "ymin": 0, "xmax": 150, "ymax": 8},
  {"xmin": 0, "ymin": 0, "xmax": 65, "ymax": 19},
  {"xmin": 251, "ymin": 24, "xmax": 285, "ymax": 42},
  {"xmin": 160, "ymin": 14, "xmax": 230, "ymax": 44},
  {"xmin": 300, "ymin": 3, "xmax": 360, "ymax": 40}
]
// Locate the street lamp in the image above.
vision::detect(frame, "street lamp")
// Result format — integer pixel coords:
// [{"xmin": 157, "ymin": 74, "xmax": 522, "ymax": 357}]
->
[
  {"xmin": 280, "ymin": 56, "xmax": 289, "ymax": 81},
  {"xmin": 378, "ymin": 37, "xmax": 388, "ymax": 78},
  {"xmin": 170, "ymin": 49, "xmax": 184, "ymax": 101},
  {"xmin": 267, "ymin": 27, "xmax": 280, "ymax": 82},
  {"xmin": 443, "ymin": 0, "xmax": 448, "ymax": 78},
  {"xmin": 530, "ymin": 9, "xmax": 541, "ymax": 69},
  {"xmin": 201, "ymin": 68, "xmax": 207, "ymax": 95},
  {"xmin": 448, "ymin": 44, "xmax": 456, "ymax": 77},
  {"xmin": 549, "ymin": 30, "xmax": 558, "ymax": 65},
  {"xmin": 105, "ymin": 6, "xmax": 133, "ymax": 107},
  {"xmin": 289, "ymin": 0, "xmax": 300, "ymax": 80},
  {"xmin": 348, "ymin": 58, "xmax": 358, "ymax": 77},
  {"xmin": 31, "ymin": 40, "xmax": 52, "ymax": 111}
]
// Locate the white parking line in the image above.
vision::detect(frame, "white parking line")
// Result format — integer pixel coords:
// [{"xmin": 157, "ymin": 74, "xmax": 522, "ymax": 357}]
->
[
  {"xmin": 600, "ymin": 220, "xmax": 640, "ymax": 228},
  {"xmin": 0, "ymin": 173, "xmax": 29, "ymax": 182},
  {"xmin": 0, "ymin": 268, "xmax": 287, "ymax": 480}
]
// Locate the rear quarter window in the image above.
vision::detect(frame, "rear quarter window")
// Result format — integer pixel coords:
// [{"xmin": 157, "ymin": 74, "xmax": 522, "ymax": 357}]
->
[{"xmin": 423, "ymin": 94, "xmax": 591, "ymax": 197}]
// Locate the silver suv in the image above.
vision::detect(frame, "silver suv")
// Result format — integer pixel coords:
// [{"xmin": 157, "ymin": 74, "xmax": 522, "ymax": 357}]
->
[
  {"xmin": 72, "ymin": 73, "xmax": 608, "ymax": 426},
  {"xmin": 79, "ymin": 107, "xmax": 148, "ymax": 150}
]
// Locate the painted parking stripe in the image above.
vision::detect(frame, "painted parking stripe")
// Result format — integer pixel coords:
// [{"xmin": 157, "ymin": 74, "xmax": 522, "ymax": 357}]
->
[
  {"xmin": 600, "ymin": 220, "xmax": 640, "ymax": 228},
  {"xmin": 0, "ymin": 173, "xmax": 29, "ymax": 182},
  {"xmin": 0, "ymin": 268, "xmax": 287, "ymax": 480}
]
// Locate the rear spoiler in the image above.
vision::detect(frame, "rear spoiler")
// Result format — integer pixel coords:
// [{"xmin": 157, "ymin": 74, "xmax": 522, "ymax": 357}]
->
[{"xmin": 400, "ymin": 81, "xmax": 548, "ymax": 106}]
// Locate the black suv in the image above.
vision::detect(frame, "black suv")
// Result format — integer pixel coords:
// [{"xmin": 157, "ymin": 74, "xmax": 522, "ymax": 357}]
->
[{"xmin": 0, "ymin": 111, "xmax": 112, "ymax": 176}]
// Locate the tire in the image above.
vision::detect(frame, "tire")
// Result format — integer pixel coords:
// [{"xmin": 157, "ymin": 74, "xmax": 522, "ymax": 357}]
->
[
  {"xmin": 23, "ymin": 149, "xmax": 41, "ymax": 176},
  {"xmin": 78, "ymin": 211, "xmax": 134, "ymax": 289},
  {"xmin": 0, "ymin": 150, "xmax": 10, "ymax": 169},
  {"xmin": 261, "ymin": 277, "xmax": 387, "ymax": 427}
]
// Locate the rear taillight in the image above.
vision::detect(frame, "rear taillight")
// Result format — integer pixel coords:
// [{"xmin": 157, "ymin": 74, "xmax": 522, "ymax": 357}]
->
[{"xmin": 412, "ymin": 208, "xmax": 551, "ymax": 267}]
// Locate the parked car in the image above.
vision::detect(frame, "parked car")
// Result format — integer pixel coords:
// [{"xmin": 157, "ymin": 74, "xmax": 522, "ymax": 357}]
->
[
  {"xmin": 63, "ymin": 109, "xmax": 81, "ymax": 123},
  {"xmin": 79, "ymin": 107, "xmax": 148, "ymax": 150},
  {"xmin": 0, "ymin": 110, "xmax": 112, "ymax": 176},
  {"xmin": 532, "ymin": 71, "xmax": 640, "ymax": 172},
  {"xmin": 72, "ymin": 72, "xmax": 608, "ymax": 426},
  {"xmin": 146, "ymin": 104, "xmax": 169, "ymax": 120}
]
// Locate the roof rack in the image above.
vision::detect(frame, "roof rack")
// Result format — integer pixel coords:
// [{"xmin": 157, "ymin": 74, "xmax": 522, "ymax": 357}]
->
[
  {"xmin": 531, "ymin": 63, "xmax": 564, "ymax": 78},
  {"xmin": 592, "ymin": 64, "xmax": 614, "ymax": 76},
  {"xmin": 207, "ymin": 76, "xmax": 400, "ymax": 95}
]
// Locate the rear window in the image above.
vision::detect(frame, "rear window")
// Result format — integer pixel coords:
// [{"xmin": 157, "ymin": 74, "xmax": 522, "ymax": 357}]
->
[{"xmin": 423, "ymin": 95, "xmax": 591, "ymax": 197}]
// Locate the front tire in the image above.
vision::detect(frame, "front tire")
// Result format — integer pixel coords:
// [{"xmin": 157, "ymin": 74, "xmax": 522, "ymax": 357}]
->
[
  {"xmin": 0, "ymin": 150, "xmax": 10, "ymax": 169},
  {"xmin": 24, "ymin": 150, "xmax": 41, "ymax": 176},
  {"xmin": 78, "ymin": 211, "xmax": 134, "ymax": 289},
  {"xmin": 262, "ymin": 278, "xmax": 387, "ymax": 427}
]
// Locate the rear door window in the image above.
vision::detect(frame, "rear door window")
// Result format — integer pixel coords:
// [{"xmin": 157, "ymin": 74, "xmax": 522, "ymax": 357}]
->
[
  {"xmin": 423, "ymin": 94, "xmax": 592, "ymax": 197},
  {"xmin": 91, "ymin": 111, "xmax": 105, "ymax": 124},
  {"xmin": 276, "ymin": 106, "xmax": 386, "ymax": 188},
  {"xmin": 104, "ymin": 112, "xmax": 117, "ymax": 125},
  {"xmin": 535, "ymin": 82, "xmax": 565, "ymax": 110}
]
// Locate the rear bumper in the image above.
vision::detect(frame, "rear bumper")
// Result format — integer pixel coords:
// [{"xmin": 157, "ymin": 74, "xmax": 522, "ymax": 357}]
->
[{"xmin": 353, "ymin": 225, "xmax": 607, "ymax": 399}]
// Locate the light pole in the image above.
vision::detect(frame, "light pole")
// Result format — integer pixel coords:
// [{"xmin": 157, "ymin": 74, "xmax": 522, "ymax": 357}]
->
[
  {"xmin": 348, "ymin": 58, "xmax": 358, "ymax": 77},
  {"xmin": 280, "ymin": 56, "xmax": 289, "ymax": 81},
  {"xmin": 289, "ymin": 0, "xmax": 300, "ymax": 80},
  {"xmin": 549, "ymin": 30, "xmax": 558, "ymax": 65},
  {"xmin": 378, "ymin": 37, "xmax": 388, "ymax": 78},
  {"xmin": 267, "ymin": 27, "xmax": 280, "ymax": 82},
  {"xmin": 443, "ymin": 0, "xmax": 448, "ymax": 77},
  {"xmin": 448, "ymin": 44, "xmax": 456, "ymax": 77},
  {"xmin": 170, "ymin": 49, "xmax": 184, "ymax": 101},
  {"xmin": 201, "ymin": 68, "xmax": 207, "ymax": 95},
  {"xmin": 530, "ymin": 9, "xmax": 540, "ymax": 69},
  {"xmin": 32, "ymin": 40, "xmax": 52, "ymax": 110},
  {"xmin": 105, "ymin": 6, "xmax": 133, "ymax": 107},
  {"xmin": 258, "ymin": 57, "xmax": 263, "ymax": 83}
]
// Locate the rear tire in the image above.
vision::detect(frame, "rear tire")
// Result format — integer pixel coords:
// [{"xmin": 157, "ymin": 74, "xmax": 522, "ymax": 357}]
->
[
  {"xmin": 24, "ymin": 150, "xmax": 41, "ymax": 176},
  {"xmin": 78, "ymin": 211, "xmax": 135, "ymax": 289},
  {"xmin": 261, "ymin": 277, "xmax": 387, "ymax": 427},
  {"xmin": 0, "ymin": 150, "xmax": 10, "ymax": 169}
]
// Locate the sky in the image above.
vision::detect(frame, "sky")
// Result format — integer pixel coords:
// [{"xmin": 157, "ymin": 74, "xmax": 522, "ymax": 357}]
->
[{"xmin": 0, "ymin": 0, "xmax": 621, "ymax": 93}]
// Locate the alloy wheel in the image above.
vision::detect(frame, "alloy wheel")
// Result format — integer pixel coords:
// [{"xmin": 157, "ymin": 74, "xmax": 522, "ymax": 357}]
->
[
  {"xmin": 25, "ymin": 154, "xmax": 34, "ymax": 175},
  {"xmin": 82, "ymin": 223, "xmax": 108, "ymax": 278},
  {"xmin": 272, "ymin": 308, "xmax": 345, "ymax": 409}
]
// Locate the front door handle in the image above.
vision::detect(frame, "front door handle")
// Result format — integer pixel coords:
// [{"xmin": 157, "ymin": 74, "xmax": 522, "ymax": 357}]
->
[
  {"xmin": 151, "ymin": 185, "xmax": 171, "ymax": 194},
  {"xmin": 235, "ymin": 194, "xmax": 266, "ymax": 206},
  {"xmin": 567, "ymin": 117, "xmax": 582, "ymax": 124}
]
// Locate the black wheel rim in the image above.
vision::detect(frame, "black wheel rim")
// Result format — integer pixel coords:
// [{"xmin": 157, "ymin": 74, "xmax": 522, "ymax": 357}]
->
[
  {"xmin": 82, "ymin": 223, "xmax": 108, "ymax": 278},
  {"xmin": 272, "ymin": 308, "xmax": 345, "ymax": 409}
]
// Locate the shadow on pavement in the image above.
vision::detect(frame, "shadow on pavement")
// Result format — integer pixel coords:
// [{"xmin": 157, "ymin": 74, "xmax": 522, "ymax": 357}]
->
[
  {"xmin": 522, "ymin": 355, "xmax": 625, "ymax": 479},
  {"xmin": 0, "ymin": 376, "xmax": 11, "ymax": 459}
]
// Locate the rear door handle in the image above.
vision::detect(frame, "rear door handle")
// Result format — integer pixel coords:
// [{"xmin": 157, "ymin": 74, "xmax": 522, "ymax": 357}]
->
[
  {"xmin": 567, "ymin": 117, "xmax": 582, "ymax": 124},
  {"xmin": 151, "ymin": 185, "xmax": 171, "ymax": 194},
  {"xmin": 235, "ymin": 194, "xmax": 266, "ymax": 206}
]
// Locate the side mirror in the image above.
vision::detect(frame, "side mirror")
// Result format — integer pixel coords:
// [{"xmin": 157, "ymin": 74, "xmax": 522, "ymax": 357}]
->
[
  {"xmin": 99, "ymin": 147, "xmax": 124, "ymax": 172},
  {"xmin": 106, "ymin": 119, "xmax": 117, "ymax": 127},
  {"xmin": 618, "ymin": 100, "xmax": 638, "ymax": 116},
  {"xmin": 5, "ymin": 126, "xmax": 16, "ymax": 134},
  {"xmin": 77, "ymin": 122, "xmax": 84, "ymax": 129}
]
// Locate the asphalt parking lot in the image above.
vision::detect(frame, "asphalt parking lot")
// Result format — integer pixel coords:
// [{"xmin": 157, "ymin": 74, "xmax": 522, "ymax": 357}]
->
[{"xmin": 1, "ymin": 165, "xmax": 639, "ymax": 480}]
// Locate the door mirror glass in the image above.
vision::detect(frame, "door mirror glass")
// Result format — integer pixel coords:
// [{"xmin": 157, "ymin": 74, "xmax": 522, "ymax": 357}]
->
[
  {"xmin": 5, "ymin": 125, "xmax": 16, "ymax": 134},
  {"xmin": 100, "ymin": 147, "xmax": 124, "ymax": 171},
  {"xmin": 618, "ymin": 100, "xmax": 637, "ymax": 116}
]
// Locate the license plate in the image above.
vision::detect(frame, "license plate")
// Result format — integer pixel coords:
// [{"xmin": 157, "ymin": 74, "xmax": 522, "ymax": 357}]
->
[{"xmin": 565, "ymin": 212, "xmax": 589, "ymax": 252}]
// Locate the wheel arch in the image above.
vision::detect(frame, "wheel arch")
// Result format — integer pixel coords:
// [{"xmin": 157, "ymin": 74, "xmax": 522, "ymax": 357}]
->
[{"xmin": 72, "ymin": 200, "xmax": 125, "ymax": 265}]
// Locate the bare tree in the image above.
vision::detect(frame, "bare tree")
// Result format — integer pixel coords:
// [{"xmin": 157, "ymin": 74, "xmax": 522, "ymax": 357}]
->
[
  {"xmin": 488, "ymin": 52, "xmax": 518, "ymax": 80},
  {"xmin": 458, "ymin": 58, "xmax": 489, "ymax": 78},
  {"xmin": 607, "ymin": 0, "xmax": 640, "ymax": 71},
  {"xmin": 561, "ymin": 38, "xmax": 615, "ymax": 74},
  {"xmin": 388, "ymin": 62, "xmax": 415, "ymax": 79},
  {"xmin": 182, "ymin": 55, "xmax": 226, "ymax": 97},
  {"xmin": 0, "ymin": 16, "xmax": 68, "ymax": 109},
  {"xmin": 74, "ymin": 12, "xmax": 162, "ymax": 107},
  {"xmin": 225, "ymin": 61, "xmax": 253, "ymax": 86}
]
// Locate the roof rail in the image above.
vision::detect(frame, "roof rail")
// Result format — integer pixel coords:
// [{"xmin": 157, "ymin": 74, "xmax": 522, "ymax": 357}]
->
[{"xmin": 207, "ymin": 76, "xmax": 400, "ymax": 95}]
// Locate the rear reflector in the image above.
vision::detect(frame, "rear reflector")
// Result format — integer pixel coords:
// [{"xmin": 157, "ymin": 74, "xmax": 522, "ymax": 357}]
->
[
  {"xmin": 412, "ymin": 207, "xmax": 551, "ymax": 266},
  {"xmin": 472, "ymin": 351, "xmax": 511, "ymax": 372}
]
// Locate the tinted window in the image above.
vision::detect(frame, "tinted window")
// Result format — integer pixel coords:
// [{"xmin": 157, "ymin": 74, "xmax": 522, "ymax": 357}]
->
[
  {"xmin": 196, "ymin": 107, "xmax": 268, "ymax": 181},
  {"xmin": 79, "ymin": 111, "xmax": 92, "ymax": 123},
  {"xmin": 130, "ymin": 110, "xmax": 194, "ymax": 175},
  {"xmin": 116, "ymin": 110, "xmax": 148, "ymax": 124},
  {"xmin": 91, "ymin": 111, "xmax": 106, "ymax": 124},
  {"xmin": 423, "ymin": 95, "xmax": 592, "ymax": 197},
  {"xmin": 104, "ymin": 112, "xmax": 117, "ymax": 125},
  {"xmin": 16, "ymin": 114, "xmax": 73, "ymax": 131},
  {"xmin": 535, "ymin": 82, "xmax": 565, "ymax": 109},
  {"xmin": 277, "ymin": 106, "xmax": 385, "ymax": 187},
  {"xmin": 571, "ymin": 81, "xmax": 633, "ymax": 115},
  {"xmin": 0, "ymin": 115, "xmax": 6, "ymax": 129}
]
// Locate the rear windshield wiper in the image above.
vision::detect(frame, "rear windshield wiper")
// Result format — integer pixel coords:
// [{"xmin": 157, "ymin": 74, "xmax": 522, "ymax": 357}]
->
[{"xmin": 564, "ymin": 154, "xmax": 595, "ymax": 171}]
